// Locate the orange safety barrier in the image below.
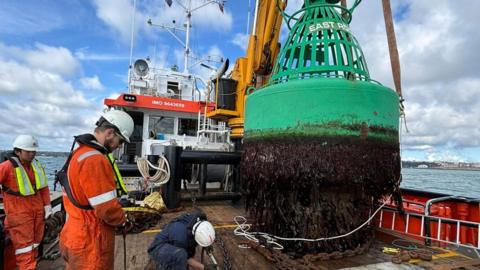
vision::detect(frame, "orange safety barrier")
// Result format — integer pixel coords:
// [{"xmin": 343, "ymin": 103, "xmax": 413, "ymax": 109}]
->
[{"xmin": 377, "ymin": 196, "xmax": 480, "ymax": 249}]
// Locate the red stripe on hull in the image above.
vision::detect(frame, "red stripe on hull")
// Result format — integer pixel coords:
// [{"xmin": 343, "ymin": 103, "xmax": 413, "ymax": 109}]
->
[{"xmin": 104, "ymin": 94, "xmax": 215, "ymax": 114}]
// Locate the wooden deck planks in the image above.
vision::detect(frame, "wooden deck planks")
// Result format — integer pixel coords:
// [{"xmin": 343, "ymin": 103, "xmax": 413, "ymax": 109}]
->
[
  {"xmin": 114, "ymin": 233, "xmax": 156, "ymax": 270},
  {"xmin": 37, "ymin": 201, "xmax": 480, "ymax": 270}
]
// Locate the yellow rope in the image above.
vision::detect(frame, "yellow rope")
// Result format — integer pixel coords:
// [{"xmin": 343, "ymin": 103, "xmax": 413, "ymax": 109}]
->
[
  {"xmin": 122, "ymin": 207, "xmax": 160, "ymax": 214},
  {"xmin": 141, "ymin": 223, "xmax": 247, "ymax": 234}
]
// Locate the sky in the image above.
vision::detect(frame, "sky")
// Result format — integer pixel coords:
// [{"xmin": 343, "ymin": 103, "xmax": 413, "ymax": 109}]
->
[{"xmin": 0, "ymin": 0, "xmax": 479, "ymax": 163}]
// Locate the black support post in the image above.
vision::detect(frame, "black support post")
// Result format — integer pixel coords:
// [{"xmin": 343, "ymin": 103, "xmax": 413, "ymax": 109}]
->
[
  {"xmin": 199, "ymin": 163, "xmax": 208, "ymax": 196},
  {"xmin": 163, "ymin": 146, "xmax": 183, "ymax": 209}
]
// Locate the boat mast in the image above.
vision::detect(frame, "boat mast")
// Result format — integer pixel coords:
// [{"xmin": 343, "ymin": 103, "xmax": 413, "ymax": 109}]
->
[
  {"xmin": 128, "ymin": 0, "xmax": 137, "ymax": 93},
  {"xmin": 184, "ymin": 0, "xmax": 191, "ymax": 74},
  {"xmin": 150, "ymin": 0, "xmax": 225, "ymax": 74}
]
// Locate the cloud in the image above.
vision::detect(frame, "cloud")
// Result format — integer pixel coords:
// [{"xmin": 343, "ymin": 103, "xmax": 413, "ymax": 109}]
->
[
  {"xmin": 92, "ymin": 0, "xmax": 140, "ymax": 43},
  {"xmin": 0, "ymin": 60, "xmax": 89, "ymax": 107},
  {"xmin": 0, "ymin": 42, "xmax": 102, "ymax": 151},
  {"xmin": 80, "ymin": 75, "xmax": 105, "ymax": 91},
  {"xmin": 278, "ymin": 0, "xmax": 303, "ymax": 42},
  {"xmin": 75, "ymin": 48, "xmax": 128, "ymax": 61},
  {"xmin": 0, "ymin": 43, "xmax": 80, "ymax": 77},
  {"xmin": 92, "ymin": 0, "xmax": 233, "ymax": 44},
  {"xmin": 193, "ymin": 46, "xmax": 224, "ymax": 80},
  {"xmin": 148, "ymin": 0, "xmax": 233, "ymax": 32},
  {"xmin": 26, "ymin": 44, "xmax": 80, "ymax": 76},
  {"xmin": 425, "ymin": 150, "xmax": 467, "ymax": 163},
  {"xmin": 349, "ymin": 0, "xmax": 480, "ymax": 161},
  {"xmin": 137, "ymin": 44, "xmax": 171, "ymax": 70},
  {"xmin": 231, "ymin": 33, "xmax": 248, "ymax": 50},
  {"xmin": 189, "ymin": 2, "xmax": 233, "ymax": 32}
]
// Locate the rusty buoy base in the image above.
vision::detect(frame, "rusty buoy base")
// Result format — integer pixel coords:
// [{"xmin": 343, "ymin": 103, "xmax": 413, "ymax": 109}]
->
[{"xmin": 242, "ymin": 136, "xmax": 400, "ymax": 254}]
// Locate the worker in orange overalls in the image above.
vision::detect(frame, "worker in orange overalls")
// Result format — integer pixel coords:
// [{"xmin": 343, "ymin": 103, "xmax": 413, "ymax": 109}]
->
[
  {"xmin": 59, "ymin": 109, "xmax": 133, "ymax": 270},
  {"xmin": 0, "ymin": 134, "xmax": 51, "ymax": 270}
]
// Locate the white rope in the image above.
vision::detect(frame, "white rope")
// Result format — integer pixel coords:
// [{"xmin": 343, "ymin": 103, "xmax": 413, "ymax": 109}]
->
[
  {"xmin": 233, "ymin": 216, "xmax": 284, "ymax": 250},
  {"xmin": 233, "ymin": 201, "xmax": 387, "ymax": 250},
  {"xmin": 136, "ymin": 156, "xmax": 170, "ymax": 185}
]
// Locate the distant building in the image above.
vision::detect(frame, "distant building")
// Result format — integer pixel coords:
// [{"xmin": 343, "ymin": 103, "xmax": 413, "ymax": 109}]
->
[{"xmin": 417, "ymin": 164, "xmax": 428, "ymax": 168}]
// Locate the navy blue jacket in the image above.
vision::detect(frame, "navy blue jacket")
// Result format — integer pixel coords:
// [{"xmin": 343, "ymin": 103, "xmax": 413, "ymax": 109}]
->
[{"xmin": 148, "ymin": 212, "xmax": 206, "ymax": 258}]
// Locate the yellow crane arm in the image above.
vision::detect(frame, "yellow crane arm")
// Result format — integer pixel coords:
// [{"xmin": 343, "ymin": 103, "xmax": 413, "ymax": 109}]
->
[{"xmin": 208, "ymin": 0, "xmax": 287, "ymax": 139}]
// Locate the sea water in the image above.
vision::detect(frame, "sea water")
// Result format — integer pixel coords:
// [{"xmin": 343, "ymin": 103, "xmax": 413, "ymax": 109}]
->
[
  {"xmin": 401, "ymin": 167, "xmax": 480, "ymax": 198},
  {"xmin": 36, "ymin": 156, "xmax": 480, "ymax": 199}
]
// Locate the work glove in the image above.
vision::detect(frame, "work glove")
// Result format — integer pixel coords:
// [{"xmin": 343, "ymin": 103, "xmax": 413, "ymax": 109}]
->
[
  {"xmin": 121, "ymin": 212, "xmax": 135, "ymax": 233},
  {"xmin": 203, "ymin": 264, "xmax": 217, "ymax": 270},
  {"xmin": 44, "ymin": 204, "xmax": 53, "ymax": 219}
]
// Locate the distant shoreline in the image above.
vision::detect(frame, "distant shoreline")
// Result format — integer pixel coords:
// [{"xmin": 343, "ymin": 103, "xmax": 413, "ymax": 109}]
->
[
  {"xmin": 405, "ymin": 167, "xmax": 480, "ymax": 171},
  {"xmin": 0, "ymin": 150, "xmax": 69, "ymax": 157}
]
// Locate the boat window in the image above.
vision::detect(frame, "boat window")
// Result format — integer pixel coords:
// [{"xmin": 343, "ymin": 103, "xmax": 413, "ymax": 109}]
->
[
  {"xmin": 167, "ymin": 81, "xmax": 180, "ymax": 99},
  {"xmin": 148, "ymin": 116, "xmax": 175, "ymax": 138},
  {"xmin": 178, "ymin": 118, "xmax": 198, "ymax": 136},
  {"xmin": 128, "ymin": 111, "xmax": 144, "ymax": 142}
]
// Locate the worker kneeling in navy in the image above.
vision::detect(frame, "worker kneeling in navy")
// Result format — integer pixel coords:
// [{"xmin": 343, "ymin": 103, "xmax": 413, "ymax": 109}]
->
[{"xmin": 148, "ymin": 212, "xmax": 216, "ymax": 270}]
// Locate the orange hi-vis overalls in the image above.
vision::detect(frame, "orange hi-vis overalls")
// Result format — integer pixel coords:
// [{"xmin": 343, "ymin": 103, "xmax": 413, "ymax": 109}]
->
[
  {"xmin": 59, "ymin": 142, "xmax": 126, "ymax": 270},
  {"xmin": 0, "ymin": 158, "xmax": 50, "ymax": 270}
]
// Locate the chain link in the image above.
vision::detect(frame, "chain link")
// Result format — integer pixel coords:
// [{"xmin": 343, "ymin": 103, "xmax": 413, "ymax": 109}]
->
[
  {"xmin": 302, "ymin": 239, "xmax": 371, "ymax": 262},
  {"xmin": 245, "ymin": 242, "xmax": 327, "ymax": 270},
  {"xmin": 191, "ymin": 191, "xmax": 197, "ymax": 208},
  {"xmin": 182, "ymin": 178, "xmax": 198, "ymax": 208},
  {"xmin": 216, "ymin": 233, "xmax": 234, "ymax": 270},
  {"xmin": 246, "ymin": 239, "xmax": 372, "ymax": 270}
]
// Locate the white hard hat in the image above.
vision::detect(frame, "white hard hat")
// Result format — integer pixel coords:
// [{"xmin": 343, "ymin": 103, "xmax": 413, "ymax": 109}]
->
[
  {"xmin": 13, "ymin": 135, "xmax": 39, "ymax": 151},
  {"xmin": 99, "ymin": 110, "xmax": 134, "ymax": 143},
  {"xmin": 192, "ymin": 220, "xmax": 215, "ymax": 247}
]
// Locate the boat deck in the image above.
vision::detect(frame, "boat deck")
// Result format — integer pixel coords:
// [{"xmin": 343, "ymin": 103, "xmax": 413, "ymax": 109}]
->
[{"xmin": 37, "ymin": 200, "xmax": 480, "ymax": 270}]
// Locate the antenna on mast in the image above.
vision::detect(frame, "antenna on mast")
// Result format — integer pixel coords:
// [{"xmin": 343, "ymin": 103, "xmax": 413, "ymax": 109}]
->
[
  {"xmin": 149, "ymin": 0, "xmax": 226, "ymax": 74},
  {"xmin": 128, "ymin": 0, "xmax": 137, "ymax": 93}
]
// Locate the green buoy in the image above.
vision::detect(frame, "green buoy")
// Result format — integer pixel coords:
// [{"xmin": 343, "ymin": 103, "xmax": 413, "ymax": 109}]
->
[{"xmin": 243, "ymin": 0, "xmax": 401, "ymax": 254}]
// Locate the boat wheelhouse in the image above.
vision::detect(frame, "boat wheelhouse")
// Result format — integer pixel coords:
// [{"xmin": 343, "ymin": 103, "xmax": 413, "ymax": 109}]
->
[
  {"xmin": 106, "ymin": 63, "xmax": 231, "ymax": 158},
  {"xmin": 103, "ymin": 59, "xmax": 240, "ymax": 206}
]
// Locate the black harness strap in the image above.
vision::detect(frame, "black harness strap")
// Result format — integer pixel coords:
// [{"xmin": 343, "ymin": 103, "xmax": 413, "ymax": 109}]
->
[
  {"xmin": 1, "ymin": 185, "xmax": 23, "ymax": 196},
  {"xmin": 56, "ymin": 134, "xmax": 122, "ymax": 210},
  {"xmin": 56, "ymin": 134, "xmax": 105, "ymax": 211}
]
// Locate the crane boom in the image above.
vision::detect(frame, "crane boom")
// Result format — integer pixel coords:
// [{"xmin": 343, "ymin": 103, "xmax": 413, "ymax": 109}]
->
[{"xmin": 207, "ymin": 0, "xmax": 287, "ymax": 140}]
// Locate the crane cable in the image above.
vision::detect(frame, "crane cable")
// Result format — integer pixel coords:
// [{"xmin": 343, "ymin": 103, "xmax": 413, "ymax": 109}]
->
[{"xmin": 136, "ymin": 156, "xmax": 171, "ymax": 185}]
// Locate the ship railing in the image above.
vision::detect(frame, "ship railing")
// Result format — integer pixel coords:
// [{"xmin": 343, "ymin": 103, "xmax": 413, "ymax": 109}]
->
[
  {"xmin": 197, "ymin": 129, "xmax": 230, "ymax": 144},
  {"xmin": 378, "ymin": 206, "xmax": 480, "ymax": 251},
  {"xmin": 197, "ymin": 111, "xmax": 230, "ymax": 144}
]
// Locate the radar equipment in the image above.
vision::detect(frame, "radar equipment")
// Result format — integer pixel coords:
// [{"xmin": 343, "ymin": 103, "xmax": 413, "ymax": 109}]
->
[{"xmin": 133, "ymin": 59, "xmax": 149, "ymax": 77}]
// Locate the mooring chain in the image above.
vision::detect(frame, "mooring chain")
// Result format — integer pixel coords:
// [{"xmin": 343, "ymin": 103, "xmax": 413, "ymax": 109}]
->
[
  {"xmin": 245, "ymin": 239, "xmax": 371, "ymax": 270},
  {"xmin": 245, "ymin": 242, "xmax": 325, "ymax": 270},
  {"xmin": 182, "ymin": 178, "xmax": 198, "ymax": 209},
  {"xmin": 271, "ymin": 248, "xmax": 327, "ymax": 270},
  {"xmin": 216, "ymin": 233, "xmax": 234, "ymax": 270},
  {"xmin": 301, "ymin": 240, "xmax": 371, "ymax": 263},
  {"xmin": 191, "ymin": 191, "xmax": 197, "ymax": 208}
]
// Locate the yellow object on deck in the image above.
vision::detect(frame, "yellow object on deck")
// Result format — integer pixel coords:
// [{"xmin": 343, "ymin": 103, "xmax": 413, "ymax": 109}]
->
[
  {"xmin": 142, "ymin": 192, "xmax": 166, "ymax": 211},
  {"xmin": 383, "ymin": 247, "xmax": 400, "ymax": 255},
  {"xmin": 122, "ymin": 207, "xmax": 160, "ymax": 214}
]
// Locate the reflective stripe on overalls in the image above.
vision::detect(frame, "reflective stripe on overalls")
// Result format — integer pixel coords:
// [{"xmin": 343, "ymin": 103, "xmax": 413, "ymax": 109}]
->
[
  {"xmin": 107, "ymin": 153, "xmax": 128, "ymax": 196},
  {"xmin": 76, "ymin": 150, "xmax": 122, "ymax": 206},
  {"xmin": 11, "ymin": 157, "xmax": 48, "ymax": 196},
  {"xmin": 15, "ymin": 243, "xmax": 40, "ymax": 255},
  {"xmin": 77, "ymin": 152, "xmax": 127, "ymax": 197}
]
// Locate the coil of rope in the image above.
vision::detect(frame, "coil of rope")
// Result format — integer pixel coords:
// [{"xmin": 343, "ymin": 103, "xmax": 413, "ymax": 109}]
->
[{"xmin": 136, "ymin": 156, "xmax": 171, "ymax": 185}]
